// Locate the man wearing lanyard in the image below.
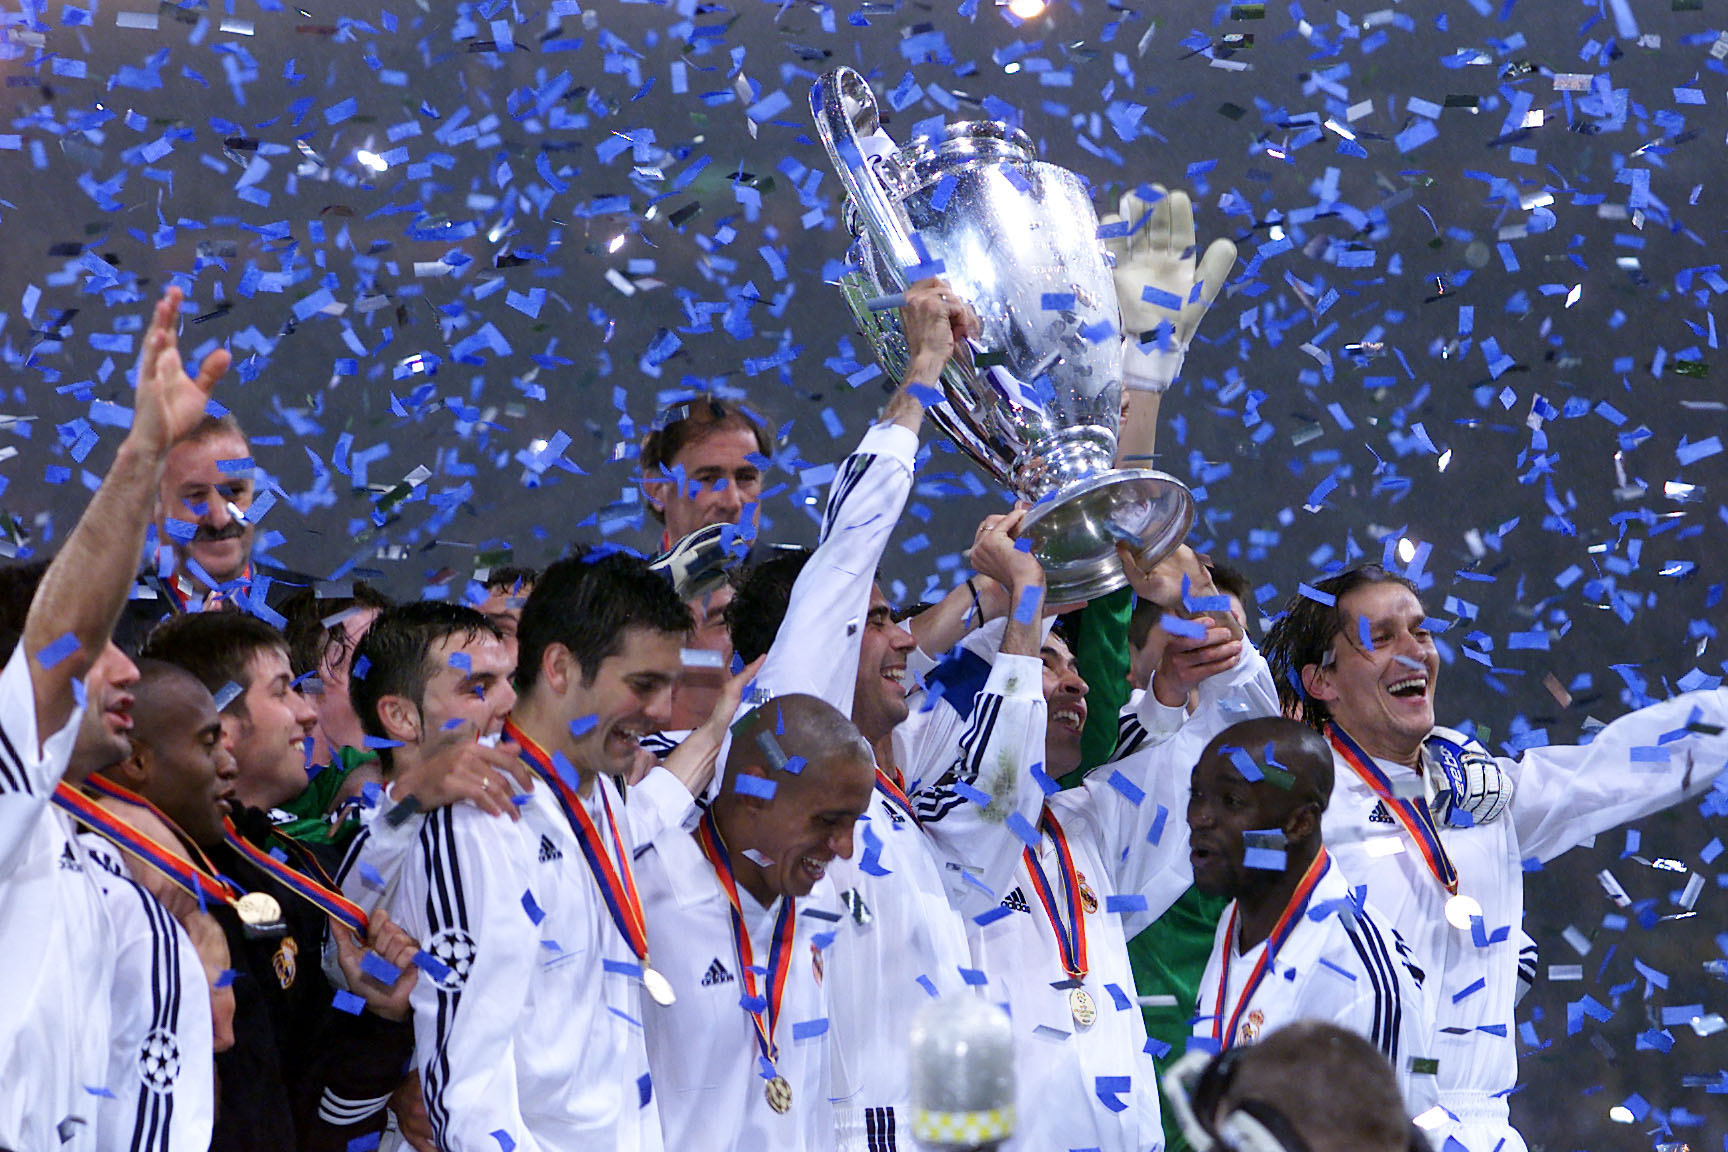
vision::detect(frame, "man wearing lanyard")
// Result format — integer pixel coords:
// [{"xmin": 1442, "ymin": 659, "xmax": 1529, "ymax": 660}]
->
[
  {"xmin": 91, "ymin": 655, "xmax": 421, "ymax": 1151},
  {"xmin": 0, "ymin": 287, "xmax": 222, "ymax": 1152},
  {"xmin": 1263, "ymin": 564, "xmax": 1728, "ymax": 1152},
  {"xmin": 1186, "ymin": 717, "xmax": 1437, "ymax": 1117},
  {"xmin": 725, "ymin": 280, "xmax": 1054, "ymax": 1149},
  {"xmin": 636, "ymin": 693, "xmax": 875, "ymax": 1150},
  {"xmin": 351, "ymin": 552, "xmax": 703, "ymax": 1152}
]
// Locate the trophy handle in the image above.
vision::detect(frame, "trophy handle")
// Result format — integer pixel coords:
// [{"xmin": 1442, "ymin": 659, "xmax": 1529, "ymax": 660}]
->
[{"xmin": 811, "ymin": 68, "xmax": 924, "ymax": 285}]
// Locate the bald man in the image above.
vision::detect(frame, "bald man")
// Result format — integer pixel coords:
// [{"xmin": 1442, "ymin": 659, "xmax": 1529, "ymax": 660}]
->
[
  {"xmin": 639, "ymin": 694, "xmax": 875, "ymax": 1152},
  {"xmin": 1187, "ymin": 718, "xmax": 1437, "ymax": 1118}
]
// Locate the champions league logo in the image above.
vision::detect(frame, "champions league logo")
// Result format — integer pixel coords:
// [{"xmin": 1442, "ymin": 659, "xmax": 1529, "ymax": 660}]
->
[
  {"xmin": 427, "ymin": 928, "xmax": 479, "ymax": 992},
  {"xmin": 137, "ymin": 1029, "xmax": 182, "ymax": 1095}
]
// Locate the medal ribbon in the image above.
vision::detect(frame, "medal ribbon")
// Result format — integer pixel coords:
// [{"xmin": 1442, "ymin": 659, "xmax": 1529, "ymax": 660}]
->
[
  {"xmin": 695, "ymin": 810, "xmax": 797, "ymax": 1074},
  {"xmin": 1020, "ymin": 807, "xmax": 1089, "ymax": 982},
  {"xmin": 1213, "ymin": 848, "xmax": 1331, "ymax": 1049},
  {"xmin": 873, "ymin": 768, "xmax": 918, "ymax": 825},
  {"xmin": 1326, "ymin": 723, "xmax": 1457, "ymax": 895},
  {"xmin": 222, "ymin": 817, "xmax": 370, "ymax": 934},
  {"xmin": 505, "ymin": 719, "xmax": 652, "ymax": 962},
  {"xmin": 53, "ymin": 782, "xmax": 239, "ymax": 909}
]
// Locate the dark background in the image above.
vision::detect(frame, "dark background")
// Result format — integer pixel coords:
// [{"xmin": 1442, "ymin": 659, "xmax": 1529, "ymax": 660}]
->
[{"xmin": 2, "ymin": 0, "xmax": 1724, "ymax": 1144}]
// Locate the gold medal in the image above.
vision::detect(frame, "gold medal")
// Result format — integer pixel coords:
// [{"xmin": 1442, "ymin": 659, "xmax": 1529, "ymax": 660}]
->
[
  {"xmin": 236, "ymin": 891, "xmax": 283, "ymax": 927},
  {"xmin": 642, "ymin": 965, "xmax": 676, "ymax": 1007},
  {"xmin": 1069, "ymin": 987, "xmax": 1097, "ymax": 1030},
  {"xmin": 765, "ymin": 1074, "xmax": 793, "ymax": 1114}
]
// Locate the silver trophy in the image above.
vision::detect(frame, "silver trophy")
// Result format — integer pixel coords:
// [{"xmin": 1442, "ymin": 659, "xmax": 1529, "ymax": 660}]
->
[{"xmin": 811, "ymin": 67, "xmax": 1194, "ymax": 601}]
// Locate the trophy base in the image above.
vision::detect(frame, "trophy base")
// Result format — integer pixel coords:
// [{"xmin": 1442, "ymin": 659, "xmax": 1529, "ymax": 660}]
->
[{"xmin": 1019, "ymin": 469, "xmax": 1195, "ymax": 604}]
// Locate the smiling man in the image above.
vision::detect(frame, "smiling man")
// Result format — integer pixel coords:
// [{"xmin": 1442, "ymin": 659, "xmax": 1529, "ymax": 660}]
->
[
  {"xmin": 351, "ymin": 550, "xmax": 706, "ymax": 1152},
  {"xmin": 1185, "ymin": 717, "xmax": 1435, "ymax": 1117},
  {"xmin": 140, "ymin": 611, "xmax": 320, "ymax": 822},
  {"xmin": 1264, "ymin": 563, "xmax": 1728, "ymax": 1152},
  {"xmin": 638, "ymin": 693, "xmax": 874, "ymax": 1151}
]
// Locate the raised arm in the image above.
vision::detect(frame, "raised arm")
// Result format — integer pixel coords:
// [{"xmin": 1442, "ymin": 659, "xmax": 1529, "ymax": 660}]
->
[{"xmin": 25, "ymin": 288, "xmax": 229, "ymax": 743}]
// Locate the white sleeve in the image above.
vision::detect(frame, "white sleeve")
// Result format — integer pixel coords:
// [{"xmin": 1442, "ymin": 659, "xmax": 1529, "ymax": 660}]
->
[
  {"xmin": 0, "ymin": 643, "xmax": 82, "ymax": 876},
  {"xmin": 1509, "ymin": 686, "xmax": 1728, "ymax": 865},
  {"xmin": 333, "ymin": 787, "xmax": 427, "ymax": 918},
  {"xmin": 396, "ymin": 810, "xmax": 545, "ymax": 1152},
  {"xmin": 908, "ymin": 654, "xmax": 1048, "ymax": 917},
  {"xmin": 89, "ymin": 848, "xmax": 216, "ymax": 1152},
  {"xmin": 1068, "ymin": 722, "xmax": 1201, "ymax": 937},
  {"xmin": 752, "ymin": 422, "xmax": 919, "ymax": 712},
  {"xmin": 621, "ymin": 764, "xmax": 696, "ymax": 846}
]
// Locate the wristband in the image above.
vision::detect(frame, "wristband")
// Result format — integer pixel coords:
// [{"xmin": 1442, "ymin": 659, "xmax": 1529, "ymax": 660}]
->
[
  {"xmin": 1122, "ymin": 337, "xmax": 1187, "ymax": 394},
  {"xmin": 965, "ymin": 577, "xmax": 984, "ymax": 625}
]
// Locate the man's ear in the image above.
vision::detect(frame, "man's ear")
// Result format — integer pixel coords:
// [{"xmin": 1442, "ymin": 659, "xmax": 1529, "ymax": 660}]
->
[
  {"xmin": 641, "ymin": 470, "xmax": 666, "ymax": 514},
  {"xmin": 1285, "ymin": 802, "xmax": 1320, "ymax": 848},
  {"xmin": 539, "ymin": 642, "xmax": 576, "ymax": 698},
  {"xmin": 1300, "ymin": 660, "xmax": 1338, "ymax": 705},
  {"xmin": 112, "ymin": 746, "xmax": 153, "ymax": 791},
  {"xmin": 376, "ymin": 694, "xmax": 420, "ymax": 745},
  {"xmin": 726, "ymin": 762, "xmax": 775, "ymax": 813}
]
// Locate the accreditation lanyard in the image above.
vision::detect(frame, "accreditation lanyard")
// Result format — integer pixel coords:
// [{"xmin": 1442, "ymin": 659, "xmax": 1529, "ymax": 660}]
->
[
  {"xmin": 1213, "ymin": 848, "xmax": 1330, "ymax": 1049},
  {"xmin": 873, "ymin": 768, "xmax": 918, "ymax": 826},
  {"xmin": 53, "ymin": 780, "xmax": 240, "ymax": 911},
  {"xmin": 221, "ymin": 816, "xmax": 370, "ymax": 934},
  {"xmin": 1021, "ymin": 808, "xmax": 1089, "ymax": 982},
  {"xmin": 1327, "ymin": 723, "xmax": 1457, "ymax": 895},
  {"xmin": 506, "ymin": 719, "xmax": 653, "ymax": 964},
  {"xmin": 696, "ymin": 810, "xmax": 797, "ymax": 1076}
]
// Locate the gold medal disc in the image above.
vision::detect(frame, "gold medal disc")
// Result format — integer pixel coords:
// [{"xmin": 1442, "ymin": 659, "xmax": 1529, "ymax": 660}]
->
[
  {"xmin": 765, "ymin": 1074, "xmax": 793, "ymax": 1114},
  {"xmin": 236, "ymin": 891, "xmax": 283, "ymax": 927},
  {"xmin": 642, "ymin": 966, "xmax": 676, "ymax": 1007},
  {"xmin": 1069, "ymin": 987, "xmax": 1097, "ymax": 1030}
]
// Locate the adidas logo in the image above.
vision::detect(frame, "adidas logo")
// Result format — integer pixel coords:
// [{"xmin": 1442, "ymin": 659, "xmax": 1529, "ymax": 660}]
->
[
  {"xmin": 700, "ymin": 958, "xmax": 734, "ymax": 987},
  {"xmin": 1001, "ymin": 887, "xmax": 1031, "ymax": 914},
  {"xmin": 1368, "ymin": 801, "xmax": 1397, "ymax": 826},
  {"xmin": 58, "ymin": 842, "xmax": 83, "ymax": 872},
  {"xmin": 538, "ymin": 836, "xmax": 563, "ymax": 863}
]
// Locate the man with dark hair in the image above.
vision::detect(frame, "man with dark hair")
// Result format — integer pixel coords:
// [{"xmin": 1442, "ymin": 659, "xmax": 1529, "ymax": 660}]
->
[
  {"xmin": 278, "ymin": 581, "xmax": 393, "ymax": 842},
  {"xmin": 141, "ymin": 610, "xmax": 320, "ymax": 823},
  {"xmin": 638, "ymin": 693, "xmax": 874, "ymax": 1149},
  {"xmin": 1163, "ymin": 1021, "xmax": 1422, "ymax": 1152},
  {"xmin": 1186, "ymin": 718, "xmax": 1435, "ymax": 1115},
  {"xmin": 105, "ymin": 659, "xmax": 420, "ymax": 1152},
  {"xmin": 1262, "ymin": 563, "xmax": 1728, "ymax": 1152},
  {"xmin": 0, "ymin": 287, "xmax": 227, "ymax": 1152},
  {"xmin": 640, "ymin": 396, "xmax": 771, "ymax": 549},
  {"xmin": 349, "ymin": 547, "xmax": 707, "ymax": 1151}
]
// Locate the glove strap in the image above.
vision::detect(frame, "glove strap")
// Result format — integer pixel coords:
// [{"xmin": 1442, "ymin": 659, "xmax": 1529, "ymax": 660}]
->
[{"xmin": 1122, "ymin": 338, "xmax": 1186, "ymax": 394}]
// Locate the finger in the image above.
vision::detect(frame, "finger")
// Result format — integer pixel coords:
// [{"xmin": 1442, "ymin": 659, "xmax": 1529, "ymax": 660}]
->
[
  {"xmin": 998, "ymin": 507, "xmax": 1029, "ymax": 536},
  {"xmin": 1194, "ymin": 239, "xmax": 1239, "ymax": 307},
  {"xmin": 1146, "ymin": 185, "xmax": 1174, "ymax": 256},
  {"xmin": 193, "ymin": 347, "xmax": 233, "ymax": 395},
  {"xmin": 1169, "ymin": 189, "xmax": 1197, "ymax": 256}
]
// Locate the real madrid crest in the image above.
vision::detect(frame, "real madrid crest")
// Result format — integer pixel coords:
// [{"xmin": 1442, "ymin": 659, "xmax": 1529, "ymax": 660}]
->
[{"xmin": 1077, "ymin": 871, "xmax": 1099, "ymax": 915}]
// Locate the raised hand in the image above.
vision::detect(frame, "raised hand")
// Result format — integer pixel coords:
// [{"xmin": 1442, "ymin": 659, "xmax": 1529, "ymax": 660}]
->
[
  {"xmin": 899, "ymin": 276, "xmax": 980, "ymax": 385},
  {"xmin": 333, "ymin": 906, "xmax": 421, "ymax": 1023},
  {"xmin": 1102, "ymin": 185, "xmax": 1237, "ymax": 349},
  {"xmin": 392, "ymin": 721, "xmax": 532, "ymax": 820},
  {"xmin": 130, "ymin": 286, "xmax": 232, "ymax": 458}
]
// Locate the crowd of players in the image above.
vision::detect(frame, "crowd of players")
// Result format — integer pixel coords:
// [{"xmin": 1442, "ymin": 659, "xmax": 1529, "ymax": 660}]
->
[{"xmin": 4, "ymin": 188, "xmax": 1726, "ymax": 1152}]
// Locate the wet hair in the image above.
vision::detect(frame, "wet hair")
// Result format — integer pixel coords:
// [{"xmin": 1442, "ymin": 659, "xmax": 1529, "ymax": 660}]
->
[
  {"xmin": 1208, "ymin": 561, "xmax": 1255, "ymax": 636},
  {"xmin": 515, "ymin": 546, "xmax": 694, "ymax": 694},
  {"xmin": 727, "ymin": 547, "xmax": 813, "ymax": 665},
  {"xmin": 179, "ymin": 412, "xmax": 248, "ymax": 447},
  {"xmin": 639, "ymin": 397, "xmax": 771, "ymax": 524},
  {"xmin": 0, "ymin": 559, "xmax": 51, "ymax": 662},
  {"xmin": 140, "ymin": 611, "xmax": 290, "ymax": 719},
  {"xmin": 349, "ymin": 601, "xmax": 501, "ymax": 772},
  {"xmin": 1261, "ymin": 565, "xmax": 1420, "ymax": 732},
  {"xmin": 281, "ymin": 581, "xmax": 392, "ymax": 679}
]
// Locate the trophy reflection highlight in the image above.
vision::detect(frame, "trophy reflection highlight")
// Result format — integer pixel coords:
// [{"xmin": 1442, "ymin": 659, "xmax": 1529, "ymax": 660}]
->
[{"xmin": 811, "ymin": 66, "xmax": 1194, "ymax": 602}]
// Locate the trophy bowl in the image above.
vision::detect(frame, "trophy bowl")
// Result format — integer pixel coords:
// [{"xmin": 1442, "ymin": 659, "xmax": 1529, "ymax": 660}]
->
[{"xmin": 812, "ymin": 67, "xmax": 1193, "ymax": 602}]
